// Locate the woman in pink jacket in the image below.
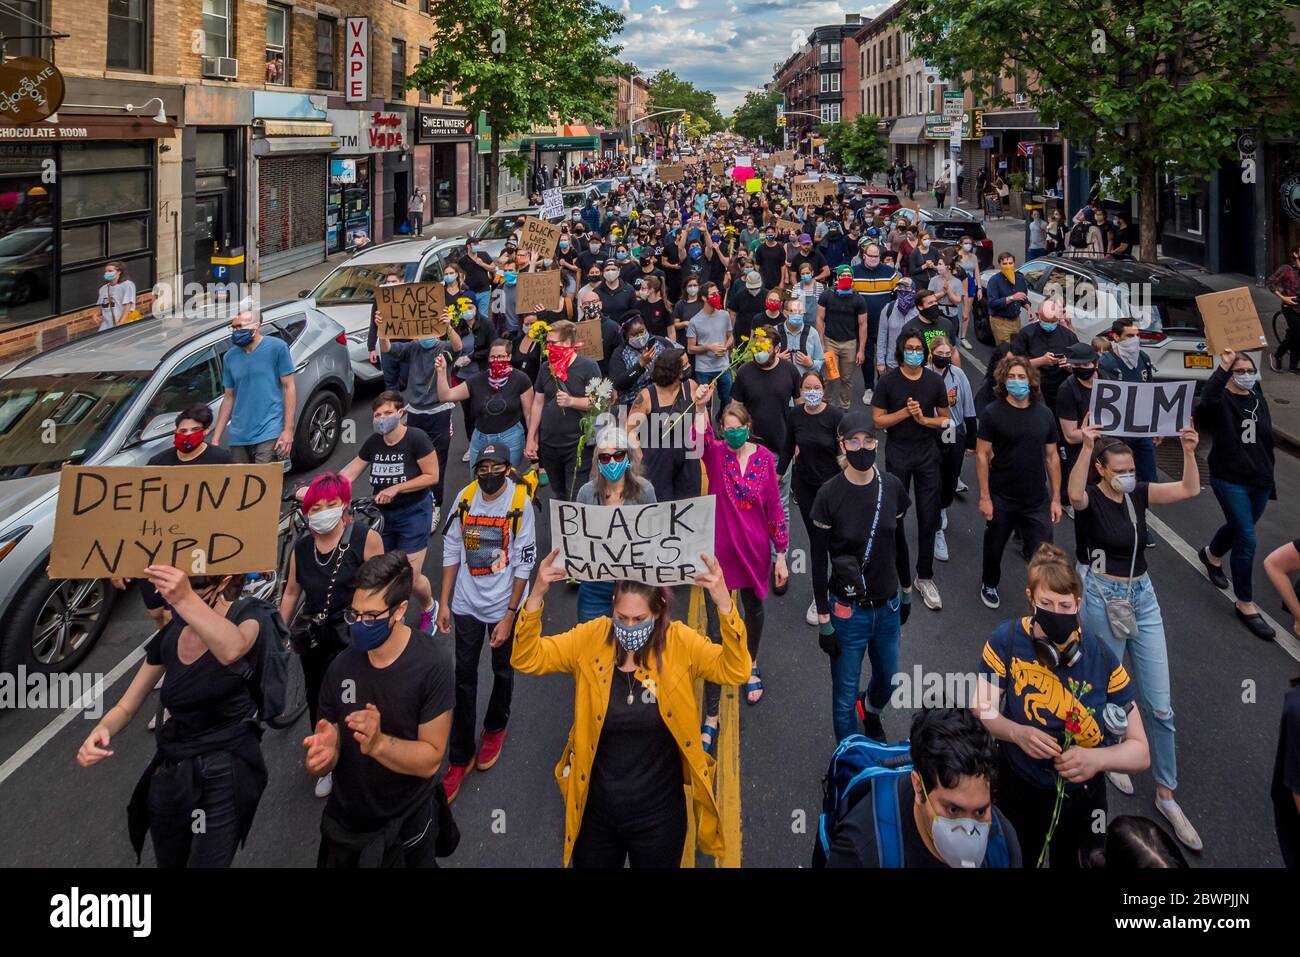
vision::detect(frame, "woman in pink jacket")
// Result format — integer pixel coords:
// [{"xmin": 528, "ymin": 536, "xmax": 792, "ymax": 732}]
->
[{"xmin": 693, "ymin": 383, "xmax": 789, "ymax": 756}]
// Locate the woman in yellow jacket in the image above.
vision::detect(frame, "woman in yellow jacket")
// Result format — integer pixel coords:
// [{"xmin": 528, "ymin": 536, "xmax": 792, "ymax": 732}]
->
[{"xmin": 512, "ymin": 547, "xmax": 750, "ymax": 867}]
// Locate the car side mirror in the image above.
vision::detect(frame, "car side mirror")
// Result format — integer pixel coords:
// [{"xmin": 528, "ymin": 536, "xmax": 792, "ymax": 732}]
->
[
  {"xmin": 139, "ymin": 413, "xmax": 175, "ymax": 443},
  {"xmin": 298, "ymin": 290, "xmax": 310, "ymax": 299}
]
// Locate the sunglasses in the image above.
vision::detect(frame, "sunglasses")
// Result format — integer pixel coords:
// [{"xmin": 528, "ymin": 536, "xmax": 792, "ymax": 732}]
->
[{"xmin": 597, "ymin": 450, "xmax": 628, "ymax": 465}]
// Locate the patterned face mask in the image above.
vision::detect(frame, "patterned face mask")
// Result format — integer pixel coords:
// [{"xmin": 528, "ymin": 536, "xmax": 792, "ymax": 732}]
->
[{"xmin": 613, "ymin": 618, "xmax": 655, "ymax": 653}]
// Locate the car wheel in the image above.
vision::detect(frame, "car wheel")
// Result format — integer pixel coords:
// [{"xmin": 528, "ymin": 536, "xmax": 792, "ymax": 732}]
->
[
  {"xmin": 973, "ymin": 298, "xmax": 994, "ymax": 346},
  {"xmin": 1, "ymin": 571, "xmax": 117, "ymax": 674},
  {"xmin": 292, "ymin": 389, "xmax": 342, "ymax": 470}
]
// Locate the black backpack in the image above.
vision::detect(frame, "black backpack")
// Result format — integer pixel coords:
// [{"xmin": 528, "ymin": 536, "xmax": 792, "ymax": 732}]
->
[
  {"xmin": 1067, "ymin": 221, "xmax": 1092, "ymax": 249},
  {"xmin": 228, "ymin": 595, "xmax": 297, "ymax": 730}
]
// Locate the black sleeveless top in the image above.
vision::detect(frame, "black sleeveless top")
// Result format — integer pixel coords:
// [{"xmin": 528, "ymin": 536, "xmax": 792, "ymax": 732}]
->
[{"xmin": 293, "ymin": 522, "xmax": 369, "ymax": 621}]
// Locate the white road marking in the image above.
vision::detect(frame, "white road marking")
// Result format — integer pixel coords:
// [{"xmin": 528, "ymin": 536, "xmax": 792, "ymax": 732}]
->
[{"xmin": 960, "ymin": 343, "xmax": 1300, "ymax": 664}]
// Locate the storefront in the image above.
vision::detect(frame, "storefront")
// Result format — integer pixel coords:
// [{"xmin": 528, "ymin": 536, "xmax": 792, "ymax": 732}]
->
[
  {"xmin": 251, "ymin": 92, "xmax": 338, "ymax": 281},
  {"xmin": 887, "ymin": 116, "xmax": 927, "ymax": 186},
  {"xmin": 417, "ymin": 109, "xmax": 474, "ymax": 218},
  {"xmin": 1266, "ymin": 141, "xmax": 1299, "ymax": 276},
  {"xmin": 182, "ymin": 85, "xmax": 250, "ymax": 289},
  {"xmin": 328, "ymin": 108, "xmax": 412, "ymax": 252},
  {"xmin": 979, "ymin": 110, "xmax": 1063, "ymax": 198},
  {"xmin": 524, "ymin": 133, "xmax": 600, "ymax": 184},
  {"xmin": 327, "ymin": 157, "xmax": 372, "ymax": 253},
  {"xmin": 478, "ymin": 115, "xmax": 527, "ymax": 209}
]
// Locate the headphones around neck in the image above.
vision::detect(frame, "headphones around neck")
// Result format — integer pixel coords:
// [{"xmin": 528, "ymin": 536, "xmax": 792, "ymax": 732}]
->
[{"xmin": 1031, "ymin": 622, "xmax": 1082, "ymax": 669}]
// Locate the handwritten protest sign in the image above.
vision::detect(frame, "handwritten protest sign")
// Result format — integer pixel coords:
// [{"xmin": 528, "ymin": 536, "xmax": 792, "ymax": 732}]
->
[
  {"xmin": 816, "ymin": 179, "xmax": 839, "ymax": 199},
  {"xmin": 772, "ymin": 164, "xmax": 786, "ymax": 179},
  {"xmin": 50, "ymin": 464, "xmax": 283, "ymax": 579},
  {"xmin": 792, "ymin": 181, "xmax": 820, "ymax": 206},
  {"xmin": 735, "ymin": 155, "xmax": 751, "ymax": 168},
  {"xmin": 515, "ymin": 270, "xmax": 562, "ymax": 313},
  {"xmin": 376, "ymin": 282, "xmax": 447, "ymax": 339},
  {"xmin": 658, "ymin": 164, "xmax": 685, "ymax": 182},
  {"xmin": 550, "ymin": 496, "xmax": 716, "ymax": 585},
  {"xmin": 1196, "ymin": 287, "xmax": 1267, "ymax": 354},
  {"xmin": 774, "ymin": 150, "xmax": 795, "ymax": 165},
  {"xmin": 518, "ymin": 216, "xmax": 562, "ymax": 257},
  {"xmin": 710, "ymin": 162, "xmax": 725, "ymax": 177},
  {"xmin": 574, "ymin": 318, "xmax": 604, "ymax": 361},
  {"xmin": 775, "ymin": 217, "xmax": 803, "ymax": 237},
  {"xmin": 794, "ymin": 157, "xmax": 805, "ymax": 171},
  {"xmin": 1088, "ymin": 379, "xmax": 1195, "ymax": 439},
  {"xmin": 540, "ymin": 186, "xmax": 563, "ymax": 220}
]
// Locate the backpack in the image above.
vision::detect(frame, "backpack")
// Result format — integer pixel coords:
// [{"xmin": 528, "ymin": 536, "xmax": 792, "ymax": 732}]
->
[
  {"xmin": 1067, "ymin": 221, "xmax": 1092, "ymax": 250},
  {"xmin": 228, "ymin": 595, "xmax": 297, "ymax": 730},
  {"xmin": 780, "ymin": 324, "xmax": 811, "ymax": 356},
  {"xmin": 812, "ymin": 734, "xmax": 1012, "ymax": 868},
  {"xmin": 443, "ymin": 470, "xmax": 539, "ymax": 537}
]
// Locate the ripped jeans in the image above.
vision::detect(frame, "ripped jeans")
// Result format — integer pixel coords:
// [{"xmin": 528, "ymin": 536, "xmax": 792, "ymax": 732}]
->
[{"xmin": 1080, "ymin": 571, "xmax": 1177, "ymax": 791}]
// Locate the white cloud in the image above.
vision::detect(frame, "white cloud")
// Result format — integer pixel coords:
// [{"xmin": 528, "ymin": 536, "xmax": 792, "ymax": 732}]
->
[{"xmin": 677, "ymin": 0, "xmax": 698, "ymax": 8}]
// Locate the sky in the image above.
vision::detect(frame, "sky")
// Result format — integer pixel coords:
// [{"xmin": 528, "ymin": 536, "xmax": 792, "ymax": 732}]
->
[{"xmin": 614, "ymin": 0, "xmax": 895, "ymax": 115}]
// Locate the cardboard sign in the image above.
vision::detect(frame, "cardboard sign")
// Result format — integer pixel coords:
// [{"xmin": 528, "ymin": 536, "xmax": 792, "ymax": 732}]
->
[
  {"xmin": 1196, "ymin": 287, "xmax": 1267, "ymax": 354},
  {"xmin": 550, "ymin": 496, "xmax": 717, "ymax": 585},
  {"xmin": 515, "ymin": 269, "xmax": 562, "ymax": 313},
  {"xmin": 540, "ymin": 186, "xmax": 564, "ymax": 220},
  {"xmin": 658, "ymin": 164, "xmax": 685, "ymax": 182},
  {"xmin": 519, "ymin": 216, "xmax": 562, "ymax": 257},
  {"xmin": 745, "ymin": 177, "xmax": 763, "ymax": 193},
  {"xmin": 574, "ymin": 318, "xmax": 605, "ymax": 360},
  {"xmin": 773, "ymin": 150, "xmax": 795, "ymax": 165},
  {"xmin": 772, "ymin": 164, "xmax": 786, "ymax": 179},
  {"xmin": 815, "ymin": 179, "xmax": 839, "ymax": 199},
  {"xmin": 792, "ymin": 181, "xmax": 820, "ymax": 206},
  {"xmin": 1088, "ymin": 379, "xmax": 1196, "ymax": 439},
  {"xmin": 50, "ymin": 464, "xmax": 283, "ymax": 579},
  {"xmin": 775, "ymin": 218, "xmax": 803, "ymax": 237},
  {"xmin": 710, "ymin": 162, "xmax": 725, "ymax": 177},
  {"xmin": 376, "ymin": 282, "xmax": 447, "ymax": 339}
]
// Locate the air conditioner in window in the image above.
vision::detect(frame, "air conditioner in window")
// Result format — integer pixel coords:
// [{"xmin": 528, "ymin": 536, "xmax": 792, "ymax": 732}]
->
[
  {"xmin": 1013, "ymin": 92, "xmax": 1028, "ymax": 105},
  {"xmin": 201, "ymin": 57, "xmax": 238, "ymax": 80},
  {"xmin": 884, "ymin": 57, "xmax": 893, "ymax": 68}
]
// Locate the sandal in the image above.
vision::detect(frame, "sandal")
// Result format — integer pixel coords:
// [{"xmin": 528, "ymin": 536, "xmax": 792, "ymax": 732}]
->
[
  {"xmin": 744, "ymin": 666, "xmax": 764, "ymax": 705},
  {"xmin": 701, "ymin": 720, "xmax": 719, "ymax": 758}
]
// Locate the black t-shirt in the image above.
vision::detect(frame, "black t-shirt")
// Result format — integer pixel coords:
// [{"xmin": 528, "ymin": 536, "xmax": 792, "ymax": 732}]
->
[
  {"xmin": 467, "ymin": 368, "xmax": 531, "ymax": 435},
  {"xmin": 146, "ymin": 602, "xmax": 260, "ymax": 748},
  {"xmin": 872, "ymin": 367, "xmax": 950, "ymax": 451},
  {"xmin": 459, "ymin": 253, "xmax": 492, "ymax": 293},
  {"xmin": 727, "ymin": 286, "xmax": 766, "ymax": 342},
  {"xmin": 977, "ymin": 399, "xmax": 1059, "ymax": 504},
  {"xmin": 589, "ymin": 670, "xmax": 682, "ymax": 817},
  {"xmin": 1055, "ymin": 375, "xmax": 1092, "ymax": 433},
  {"xmin": 318, "ymin": 632, "xmax": 455, "ymax": 831},
  {"xmin": 812, "ymin": 470, "xmax": 910, "ymax": 601},
  {"xmin": 1077, "ymin": 482, "xmax": 1148, "ymax": 578},
  {"xmin": 818, "ymin": 289, "xmax": 869, "ymax": 342},
  {"xmin": 1010, "ymin": 324, "xmax": 1080, "ymax": 406},
  {"xmin": 596, "ymin": 281, "xmax": 636, "ymax": 320},
  {"xmin": 898, "ymin": 316, "xmax": 958, "ymax": 358},
  {"xmin": 638, "ymin": 297, "xmax": 672, "ymax": 339},
  {"xmin": 754, "ymin": 242, "xmax": 787, "ymax": 289},
  {"xmin": 731, "ymin": 359, "xmax": 802, "ymax": 455},
  {"xmin": 1272, "ymin": 686, "xmax": 1300, "ymax": 867},
  {"xmin": 359, "ymin": 426, "xmax": 436, "ymax": 510},
  {"xmin": 781, "ymin": 403, "xmax": 844, "ymax": 485},
  {"xmin": 1114, "ymin": 224, "xmax": 1139, "ymax": 253},
  {"xmin": 789, "ymin": 249, "xmax": 828, "ymax": 279},
  {"xmin": 535, "ymin": 354, "xmax": 601, "ymax": 450},
  {"xmin": 826, "ymin": 774, "xmax": 1022, "ymax": 868},
  {"xmin": 148, "ymin": 444, "xmax": 235, "ymax": 467}
]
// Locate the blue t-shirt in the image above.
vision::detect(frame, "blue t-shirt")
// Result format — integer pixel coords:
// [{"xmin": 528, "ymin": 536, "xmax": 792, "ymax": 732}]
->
[
  {"xmin": 979, "ymin": 617, "xmax": 1135, "ymax": 790},
  {"xmin": 221, "ymin": 335, "xmax": 294, "ymax": 446}
]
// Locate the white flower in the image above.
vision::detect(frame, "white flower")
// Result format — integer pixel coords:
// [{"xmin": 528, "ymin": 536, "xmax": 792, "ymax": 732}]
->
[{"xmin": 586, "ymin": 377, "xmax": 614, "ymax": 403}]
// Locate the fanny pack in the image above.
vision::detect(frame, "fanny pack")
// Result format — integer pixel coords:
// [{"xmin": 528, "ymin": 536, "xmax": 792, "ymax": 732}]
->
[{"xmin": 1103, "ymin": 494, "xmax": 1140, "ymax": 639}]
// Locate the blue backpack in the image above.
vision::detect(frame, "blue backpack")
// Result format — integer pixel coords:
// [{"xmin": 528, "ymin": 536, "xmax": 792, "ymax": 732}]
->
[{"xmin": 812, "ymin": 734, "xmax": 1012, "ymax": 868}]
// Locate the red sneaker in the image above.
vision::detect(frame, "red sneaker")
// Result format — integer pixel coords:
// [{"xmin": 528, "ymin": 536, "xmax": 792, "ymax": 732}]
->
[
  {"xmin": 476, "ymin": 728, "xmax": 507, "ymax": 770},
  {"xmin": 442, "ymin": 762, "xmax": 471, "ymax": 803}
]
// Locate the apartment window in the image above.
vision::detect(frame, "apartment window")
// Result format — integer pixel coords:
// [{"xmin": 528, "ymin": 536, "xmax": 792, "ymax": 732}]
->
[
  {"xmin": 820, "ymin": 73, "xmax": 828, "ymax": 94},
  {"xmin": 420, "ymin": 0, "xmax": 433, "ymax": 11},
  {"xmin": 202, "ymin": 0, "xmax": 230, "ymax": 59},
  {"xmin": 443, "ymin": 84, "xmax": 453, "ymax": 106},
  {"xmin": 885, "ymin": 80, "xmax": 891, "ymax": 117},
  {"xmin": 265, "ymin": 4, "xmax": 288, "ymax": 85},
  {"xmin": 391, "ymin": 38, "xmax": 406, "ymax": 102},
  {"xmin": 417, "ymin": 47, "xmax": 431, "ymax": 103},
  {"xmin": 0, "ymin": 1, "xmax": 42, "ymax": 57},
  {"xmin": 820, "ymin": 43, "xmax": 828, "ymax": 64},
  {"xmin": 107, "ymin": 0, "xmax": 148, "ymax": 70},
  {"xmin": 830, "ymin": 41, "xmax": 840, "ymax": 63},
  {"xmin": 896, "ymin": 82, "xmax": 902, "ymax": 116},
  {"xmin": 316, "ymin": 17, "xmax": 336, "ymax": 89},
  {"xmin": 830, "ymin": 72, "xmax": 840, "ymax": 93},
  {"xmin": 905, "ymin": 74, "xmax": 911, "ymax": 104}
]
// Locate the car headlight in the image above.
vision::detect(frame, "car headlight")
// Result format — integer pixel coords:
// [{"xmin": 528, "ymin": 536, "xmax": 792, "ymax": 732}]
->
[{"xmin": 0, "ymin": 525, "xmax": 32, "ymax": 562}]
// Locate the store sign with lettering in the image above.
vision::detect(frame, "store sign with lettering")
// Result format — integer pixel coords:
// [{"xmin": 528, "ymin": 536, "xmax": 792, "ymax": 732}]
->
[
  {"xmin": 345, "ymin": 17, "xmax": 368, "ymax": 103},
  {"xmin": 366, "ymin": 112, "xmax": 406, "ymax": 151},
  {"xmin": 0, "ymin": 57, "xmax": 64, "ymax": 125},
  {"xmin": 418, "ymin": 110, "xmax": 475, "ymax": 142}
]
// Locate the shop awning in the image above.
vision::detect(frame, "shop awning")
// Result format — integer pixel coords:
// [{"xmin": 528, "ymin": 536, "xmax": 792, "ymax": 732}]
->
[
  {"xmin": 522, "ymin": 135, "xmax": 600, "ymax": 152},
  {"xmin": 980, "ymin": 110, "xmax": 1058, "ymax": 131},
  {"xmin": 889, "ymin": 116, "xmax": 927, "ymax": 145},
  {"xmin": 258, "ymin": 120, "xmax": 333, "ymax": 136},
  {"xmin": 253, "ymin": 135, "xmax": 340, "ymax": 156}
]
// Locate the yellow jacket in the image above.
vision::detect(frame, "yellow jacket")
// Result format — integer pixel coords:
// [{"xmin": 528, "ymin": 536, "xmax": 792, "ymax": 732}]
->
[{"xmin": 511, "ymin": 599, "xmax": 751, "ymax": 866}]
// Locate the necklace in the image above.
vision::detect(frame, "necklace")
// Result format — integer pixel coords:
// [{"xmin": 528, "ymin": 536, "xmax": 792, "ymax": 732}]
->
[
  {"xmin": 625, "ymin": 669, "xmax": 636, "ymax": 705},
  {"xmin": 314, "ymin": 534, "xmax": 347, "ymax": 567}
]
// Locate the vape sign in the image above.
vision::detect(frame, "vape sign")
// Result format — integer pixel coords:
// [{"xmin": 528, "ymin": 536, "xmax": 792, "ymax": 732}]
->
[{"xmin": 345, "ymin": 17, "xmax": 368, "ymax": 103}]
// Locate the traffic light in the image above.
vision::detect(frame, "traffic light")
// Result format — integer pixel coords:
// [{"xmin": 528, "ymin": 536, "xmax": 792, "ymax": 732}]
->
[{"xmin": 682, "ymin": 113, "xmax": 691, "ymax": 125}]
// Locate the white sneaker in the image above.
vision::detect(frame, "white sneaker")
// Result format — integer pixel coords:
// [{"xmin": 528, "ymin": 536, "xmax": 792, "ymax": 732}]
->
[
  {"xmin": 805, "ymin": 599, "xmax": 819, "ymax": 626},
  {"xmin": 430, "ymin": 504, "xmax": 441, "ymax": 533},
  {"xmin": 941, "ymin": 508, "xmax": 948, "ymax": 532},
  {"xmin": 1155, "ymin": 797, "xmax": 1203, "ymax": 852},
  {"xmin": 461, "ymin": 450, "xmax": 471, "ymax": 463},
  {"xmin": 960, "ymin": 337, "xmax": 973, "ymax": 350},
  {"xmin": 1106, "ymin": 771, "xmax": 1134, "ymax": 795},
  {"xmin": 915, "ymin": 578, "xmax": 942, "ymax": 610},
  {"xmin": 315, "ymin": 772, "xmax": 333, "ymax": 799},
  {"xmin": 933, "ymin": 529, "xmax": 949, "ymax": 562},
  {"xmin": 862, "ymin": 388, "xmax": 873, "ymax": 405}
]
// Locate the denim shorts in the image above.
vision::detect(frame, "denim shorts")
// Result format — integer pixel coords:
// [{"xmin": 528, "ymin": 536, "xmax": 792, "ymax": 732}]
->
[{"xmin": 380, "ymin": 495, "xmax": 433, "ymax": 554}]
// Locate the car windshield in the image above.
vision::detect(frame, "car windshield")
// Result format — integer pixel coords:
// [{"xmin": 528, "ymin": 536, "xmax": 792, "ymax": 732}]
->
[
  {"xmin": 311, "ymin": 263, "xmax": 414, "ymax": 305},
  {"xmin": 592, "ymin": 181, "xmax": 613, "ymax": 195},
  {"xmin": 475, "ymin": 217, "xmax": 521, "ymax": 240},
  {"xmin": 927, "ymin": 222, "xmax": 987, "ymax": 241},
  {"xmin": 562, "ymin": 191, "xmax": 588, "ymax": 207},
  {"xmin": 0, "ymin": 370, "xmax": 150, "ymax": 478},
  {"xmin": 0, "ymin": 229, "xmax": 49, "ymax": 258}
]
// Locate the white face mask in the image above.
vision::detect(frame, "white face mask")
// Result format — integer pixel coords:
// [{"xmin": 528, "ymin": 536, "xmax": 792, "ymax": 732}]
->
[{"xmin": 307, "ymin": 505, "xmax": 345, "ymax": 535}]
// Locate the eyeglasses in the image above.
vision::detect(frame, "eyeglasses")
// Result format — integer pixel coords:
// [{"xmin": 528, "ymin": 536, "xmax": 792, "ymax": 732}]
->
[
  {"xmin": 597, "ymin": 450, "xmax": 628, "ymax": 465},
  {"xmin": 842, "ymin": 436, "xmax": 878, "ymax": 451},
  {"xmin": 343, "ymin": 606, "xmax": 396, "ymax": 625}
]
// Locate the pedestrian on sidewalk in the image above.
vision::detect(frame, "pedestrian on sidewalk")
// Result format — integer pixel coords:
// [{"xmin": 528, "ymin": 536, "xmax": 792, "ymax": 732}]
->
[
  {"xmin": 1267, "ymin": 244, "xmax": 1300, "ymax": 373},
  {"xmin": 407, "ymin": 187, "xmax": 425, "ymax": 235},
  {"xmin": 96, "ymin": 260, "xmax": 137, "ymax": 331},
  {"xmin": 934, "ymin": 173, "xmax": 948, "ymax": 210}
]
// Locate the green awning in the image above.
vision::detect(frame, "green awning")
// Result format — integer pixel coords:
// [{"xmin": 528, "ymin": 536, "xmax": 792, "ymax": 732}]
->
[{"xmin": 522, "ymin": 135, "xmax": 599, "ymax": 151}]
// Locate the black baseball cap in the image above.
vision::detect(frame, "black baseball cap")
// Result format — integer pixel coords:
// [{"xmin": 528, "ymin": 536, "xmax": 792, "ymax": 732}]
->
[
  {"xmin": 1065, "ymin": 341, "xmax": 1099, "ymax": 364},
  {"xmin": 837, "ymin": 411, "xmax": 877, "ymax": 440},
  {"xmin": 474, "ymin": 444, "xmax": 511, "ymax": 468}
]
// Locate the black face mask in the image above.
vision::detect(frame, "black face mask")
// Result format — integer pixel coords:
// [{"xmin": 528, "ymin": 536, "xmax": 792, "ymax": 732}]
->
[
  {"xmin": 932, "ymin": 354, "xmax": 952, "ymax": 370},
  {"xmin": 920, "ymin": 304, "xmax": 941, "ymax": 321},
  {"xmin": 477, "ymin": 471, "xmax": 507, "ymax": 495},
  {"xmin": 1072, "ymin": 366, "xmax": 1097, "ymax": 381},
  {"xmin": 845, "ymin": 447, "xmax": 876, "ymax": 472},
  {"xmin": 1034, "ymin": 607, "xmax": 1080, "ymax": 647}
]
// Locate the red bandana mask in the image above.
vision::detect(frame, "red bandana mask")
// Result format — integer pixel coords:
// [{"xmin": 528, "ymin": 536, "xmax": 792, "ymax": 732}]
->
[
  {"xmin": 547, "ymin": 343, "xmax": 576, "ymax": 381},
  {"xmin": 488, "ymin": 358, "xmax": 512, "ymax": 380},
  {"xmin": 707, "ymin": 293, "xmax": 723, "ymax": 309},
  {"xmin": 836, "ymin": 274, "xmax": 853, "ymax": 292}
]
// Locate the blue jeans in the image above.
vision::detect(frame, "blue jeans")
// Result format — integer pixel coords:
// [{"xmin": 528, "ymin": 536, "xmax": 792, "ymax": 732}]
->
[
  {"xmin": 694, "ymin": 366, "xmax": 732, "ymax": 415},
  {"xmin": 1128, "ymin": 437, "xmax": 1157, "ymax": 483},
  {"xmin": 470, "ymin": 421, "xmax": 527, "ymax": 471},
  {"xmin": 829, "ymin": 596, "xmax": 901, "ymax": 742},
  {"xmin": 1081, "ymin": 572, "xmax": 1177, "ymax": 791},
  {"xmin": 577, "ymin": 581, "xmax": 615, "ymax": 623},
  {"xmin": 380, "ymin": 350, "xmax": 409, "ymax": 391},
  {"xmin": 1208, "ymin": 478, "xmax": 1271, "ymax": 603},
  {"xmin": 1027, "ymin": 246, "xmax": 1046, "ymax": 261}
]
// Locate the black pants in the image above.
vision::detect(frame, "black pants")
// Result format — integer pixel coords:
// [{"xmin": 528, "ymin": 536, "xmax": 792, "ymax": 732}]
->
[
  {"xmin": 938, "ymin": 425, "xmax": 966, "ymax": 510},
  {"xmin": 449, "ymin": 612, "xmax": 514, "ymax": 767},
  {"xmin": 793, "ymin": 472, "xmax": 832, "ymax": 615},
  {"xmin": 301, "ymin": 636, "xmax": 345, "ymax": 729},
  {"xmin": 861, "ymin": 319, "xmax": 879, "ymax": 390},
  {"xmin": 982, "ymin": 495, "xmax": 1052, "ymax": 588},
  {"xmin": 703, "ymin": 587, "xmax": 763, "ymax": 717},
  {"xmin": 407, "ymin": 409, "xmax": 453, "ymax": 508},
  {"xmin": 571, "ymin": 794, "xmax": 687, "ymax": 868},
  {"xmin": 539, "ymin": 442, "xmax": 592, "ymax": 502},
  {"xmin": 317, "ymin": 793, "xmax": 439, "ymax": 868},
  {"xmin": 148, "ymin": 751, "xmax": 242, "ymax": 868},
  {"xmin": 885, "ymin": 443, "xmax": 942, "ymax": 579},
  {"xmin": 1276, "ymin": 305, "xmax": 1300, "ymax": 369},
  {"xmin": 995, "ymin": 749, "xmax": 1105, "ymax": 868}
]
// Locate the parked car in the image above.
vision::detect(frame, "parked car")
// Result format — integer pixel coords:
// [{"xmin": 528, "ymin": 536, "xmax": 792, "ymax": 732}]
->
[
  {"xmin": 300, "ymin": 236, "xmax": 466, "ymax": 383},
  {"xmin": 0, "ymin": 302, "xmax": 352, "ymax": 676},
  {"xmin": 472, "ymin": 206, "xmax": 542, "ymax": 260},
  {"xmin": 861, "ymin": 188, "xmax": 903, "ymax": 216},
  {"xmin": 561, "ymin": 185, "xmax": 600, "ymax": 217},
  {"xmin": 918, "ymin": 211, "xmax": 995, "ymax": 270},
  {"xmin": 589, "ymin": 178, "xmax": 618, "ymax": 196},
  {"xmin": 0, "ymin": 226, "xmax": 53, "ymax": 308},
  {"xmin": 970, "ymin": 256, "xmax": 1249, "ymax": 382},
  {"xmin": 837, "ymin": 175, "xmax": 867, "ymax": 195}
]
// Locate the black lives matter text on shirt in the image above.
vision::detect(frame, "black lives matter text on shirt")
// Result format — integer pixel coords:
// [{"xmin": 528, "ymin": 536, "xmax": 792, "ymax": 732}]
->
[
  {"xmin": 359, "ymin": 427, "xmax": 436, "ymax": 511},
  {"xmin": 811, "ymin": 470, "xmax": 910, "ymax": 602},
  {"xmin": 977, "ymin": 399, "xmax": 1059, "ymax": 505}
]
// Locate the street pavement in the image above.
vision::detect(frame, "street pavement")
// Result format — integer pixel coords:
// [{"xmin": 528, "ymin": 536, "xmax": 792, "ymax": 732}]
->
[{"xmin": 0, "ymin": 205, "xmax": 1296, "ymax": 868}]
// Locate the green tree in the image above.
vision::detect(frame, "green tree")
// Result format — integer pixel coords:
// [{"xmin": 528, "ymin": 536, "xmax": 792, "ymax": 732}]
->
[
  {"xmin": 903, "ymin": 0, "xmax": 1300, "ymax": 261},
  {"xmin": 823, "ymin": 115, "xmax": 888, "ymax": 178},
  {"xmin": 730, "ymin": 88, "xmax": 782, "ymax": 147},
  {"xmin": 406, "ymin": 0, "xmax": 625, "ymax": 211},
  {"xmin": 645, "ymin": 70, "xmax": 725, "ymax": 132}
]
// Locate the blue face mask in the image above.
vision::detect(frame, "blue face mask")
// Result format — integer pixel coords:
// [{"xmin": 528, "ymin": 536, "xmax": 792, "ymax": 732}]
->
[
  {"xmin": 903, "ymin": 349, "xmax": 924, "ymax": 367},
  {"xmin": 504, "ymin": 271, "xmax": 517, "ymax": 286},
  {"xmin": 689, "ymin": 246, "xmax": 703, "ymax": 260},
  {"xmin": 836, "ymin": 287, "xmax": 852, "ymax": 296},
  {"xmin": 232, "ymin": 328, "xmax": 254, "ymax": 347},
  {"xmin": 615, "ymin": 251, "xmax": 627, "ymax": 260},
  {"xmin": 559, "ymin": 240, "xmax": 570, "ymax": 251},
  {"xmin": 1040, "ymin": 321, "xmax": 1058, "ymax": 332},
  {"xmin": 419, "ymin": 338, "xmax": 440, "ymax": 349},
  {"xmin": 350, "ymin": 615, "xmax": 392, "ymax": 651},
  {"xmin": 104, "ymin": 271, "xmax": 117, "ymax": 282},
  {"xmin": 1006, "ymin": 379, "xmax": 1031, "ymax": 399},
  {"xmin": 598, "ymin": 457, "xmax": 630, "ymax": 481},
  {"xmin": 786, "ymin": 314, "xmax": 804, "ymax": 329}
]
